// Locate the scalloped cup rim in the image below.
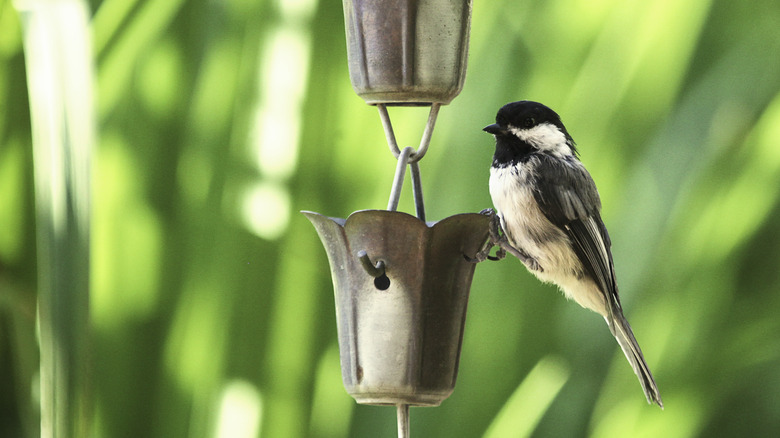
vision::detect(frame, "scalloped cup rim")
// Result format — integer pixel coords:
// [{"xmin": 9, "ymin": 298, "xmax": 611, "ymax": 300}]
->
[{"xmin": 300, "ymin": 209, "xmax": 489, "ymax": 228}]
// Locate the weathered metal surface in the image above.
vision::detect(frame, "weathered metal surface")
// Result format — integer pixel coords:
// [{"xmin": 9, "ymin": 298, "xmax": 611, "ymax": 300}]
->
[
  {"xmin": 342, "ymin": 0, "xmax": 473, "ymax": 105},
  {"xmin": 303, "ymin": 210, "xmax": 489, "ymax": 406}
]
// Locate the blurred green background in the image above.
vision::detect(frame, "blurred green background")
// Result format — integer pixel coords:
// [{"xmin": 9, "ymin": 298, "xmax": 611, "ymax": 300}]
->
[{"xmin": 2, "ymin": 0, "xmax": 780, "ymax": 436}]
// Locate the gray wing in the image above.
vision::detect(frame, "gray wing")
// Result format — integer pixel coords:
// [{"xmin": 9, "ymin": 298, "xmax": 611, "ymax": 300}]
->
[
  {"xmin": 531, "ymin": 155, "xmax": 620, "ymax": 308},
  {"xmin": 532, "ymin": 156, "xmax": 663, "ymax": 407}
]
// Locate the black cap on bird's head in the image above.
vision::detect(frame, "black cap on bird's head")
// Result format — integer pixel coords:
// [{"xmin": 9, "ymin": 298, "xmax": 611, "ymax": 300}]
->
[
  {"xmin": 484, "ymin": 101, "xmax": 570, "ymax": 136},
  {"xmin": 484, "ymin": 100, "xmax": 577, "ymax": 158}
]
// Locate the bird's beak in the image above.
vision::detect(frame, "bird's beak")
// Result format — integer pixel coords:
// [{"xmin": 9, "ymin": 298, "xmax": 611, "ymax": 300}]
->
[{"xmin": 483, "ymin": 123, "xmax": 506, "ymax": 135}]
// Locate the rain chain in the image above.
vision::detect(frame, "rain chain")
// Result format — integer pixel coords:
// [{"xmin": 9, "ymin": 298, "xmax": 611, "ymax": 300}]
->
[{"xmin": 304, "ymin": 2, "xmax": 478, "ymax": 438}]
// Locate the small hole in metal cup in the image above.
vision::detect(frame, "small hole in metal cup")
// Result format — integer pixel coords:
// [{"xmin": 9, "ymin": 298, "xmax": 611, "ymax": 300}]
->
[{"xmin": 374, "ymin": 273, "xmax": 390, "ymax": 290}]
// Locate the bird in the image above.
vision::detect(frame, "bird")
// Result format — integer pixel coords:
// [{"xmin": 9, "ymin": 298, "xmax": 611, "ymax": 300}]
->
[{"xmin": 478, "ymin": 100, "xmax": 663, "ymax": 408}]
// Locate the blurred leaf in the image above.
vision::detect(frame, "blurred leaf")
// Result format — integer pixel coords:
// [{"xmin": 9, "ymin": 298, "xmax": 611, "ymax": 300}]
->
[{"xmin": 482, "ymin": 357, "xmax": 569, "ymax": 438}]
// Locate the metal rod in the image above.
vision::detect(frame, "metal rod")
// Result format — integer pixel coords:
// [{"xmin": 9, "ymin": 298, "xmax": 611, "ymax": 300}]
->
[
  {"xmin": 388, "ymin": 146, "xmax": 413, "ymax": 211},
  {"xmin": 410, "ymin": 160, "xmax": 425, "ymax": 222},
  {"xmin": 357, "ymin": 250, "xmax": 386, "ymax": 277},
  {"xmin": 397, "ymin": 404, "xmax": 410, "ymax": 438},
  {"xmin": 377, "ymin": 103, "xmax": 402, "ymax": 158},
  {"xmin": 409, "ymin": 103, "xmax": 440, "ymax": 163}
]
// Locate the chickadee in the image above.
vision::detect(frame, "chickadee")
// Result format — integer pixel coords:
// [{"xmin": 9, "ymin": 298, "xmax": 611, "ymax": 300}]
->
[{"xmin": 480, "ymin": 100, "xmax": 662, "ymax": 407}]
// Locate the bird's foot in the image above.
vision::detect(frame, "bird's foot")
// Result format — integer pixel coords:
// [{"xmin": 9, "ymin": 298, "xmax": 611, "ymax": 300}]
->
[
  {"xmin": 464, "ymin": 208, "xmax": 543, "ymax": 272},
  {"xmin": 487, "ymin": 247, "xmax": 506, "ymax": 261},
  {"xmin": 464, "ymin": 239, "xmax": 502, "ymax": 263},
  {"xmin": 465, "ymin": 209, "xmax": 510, "ymax": 263}
]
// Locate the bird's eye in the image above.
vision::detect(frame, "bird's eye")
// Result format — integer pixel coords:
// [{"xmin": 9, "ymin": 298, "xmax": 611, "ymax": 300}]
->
[{"xmin": 523, "ymin": 117, "xmax": 536, "ymax": 128}]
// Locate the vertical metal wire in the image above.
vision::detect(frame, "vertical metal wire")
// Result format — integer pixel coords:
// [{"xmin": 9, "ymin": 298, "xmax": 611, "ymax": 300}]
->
[
  {"xmin": 409, "ymin": 103, "xmax": 440, "ymax": 163},
  {"xmin": 397, "ymin": 404, "xmax": 410, "ymax": 438},
  {"xmin": 377, "ymin": 103, "xmax": 402, "ymax": 158},
  {"xmin": 387, "ymin": 146, "xmax": 414, "ymax": 211},
  {"xmin": 410, "ymin": 160, "xmax": 425, "ymax": 222}
]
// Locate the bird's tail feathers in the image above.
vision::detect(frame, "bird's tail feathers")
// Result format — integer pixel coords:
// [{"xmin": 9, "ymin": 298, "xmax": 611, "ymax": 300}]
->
[{"xmin": 607, "ymin": 312, "xmax": 664, "ymax": 409}]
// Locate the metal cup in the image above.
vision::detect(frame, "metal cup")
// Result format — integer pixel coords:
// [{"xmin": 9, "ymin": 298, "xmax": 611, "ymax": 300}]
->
[
  {"xmin": 303, "ymin": 210, "xmax": 489, "ymax": 406},
  {"xmin": 342, "ymin": 0, "xmax": 473, "ymax": 105}
]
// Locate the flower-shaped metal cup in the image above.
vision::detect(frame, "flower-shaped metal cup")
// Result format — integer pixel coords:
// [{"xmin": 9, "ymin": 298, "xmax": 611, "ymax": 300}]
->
[{"xmin": 303, "ymin": 210, "xmax": 489, "ymax": 406}]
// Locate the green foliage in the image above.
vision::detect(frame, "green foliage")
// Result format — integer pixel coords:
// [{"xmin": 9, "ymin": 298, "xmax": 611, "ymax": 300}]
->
[{"xmin": 2, "ymin": 0, "xmax": 780, "ymax": 436}]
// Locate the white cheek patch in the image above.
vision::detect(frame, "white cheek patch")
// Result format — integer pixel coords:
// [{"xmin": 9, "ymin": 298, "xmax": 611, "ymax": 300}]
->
[{"xmin": 509, "ymin": 123, "xmax": 571, "ymax": 157}]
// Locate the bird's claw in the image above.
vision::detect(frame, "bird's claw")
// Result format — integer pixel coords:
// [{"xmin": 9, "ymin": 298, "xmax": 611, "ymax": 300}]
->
[
  {"xmin": 465, "ymin": 208, "xmax": 543, "ymax": 272},
  {"xmin": 487, "ymin": 247, "xmax": 506, "ymax": 261},
  {"xmin": 463, "ymin": 241, "xmax": 498, "ymax": 263},
  {"xmin": 464, "ymin": 209, "xmax": 507, "ymax": 263}
]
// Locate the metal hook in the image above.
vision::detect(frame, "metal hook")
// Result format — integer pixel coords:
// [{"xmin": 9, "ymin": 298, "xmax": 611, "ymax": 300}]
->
[
  {"xmin": 410, "ymin": 160, "xmax": 425, "ymax": 222},
  {"xmin": 386, "ymin": 147, "xmax": 425, "ymax": 221},
  {"xmin": 411, "ymin": 103, "xmax": 440, "ymax": 163},
  {"xmin": 387, "ymin": 146, "xmax": 414, "ymax": 212},
  {"xmin": 377, "ymin": 103, "xmax": 438, "ymax": 221},
  {"xmin": 376, "ymin": 103, "xmax": 441, "ymax": 163},
  {"xmin": 377, "ymin": 103, "xmax": 402, "ymax": 158},
  {"xmin": 357, "ymin": 250, "xmax": 386, "ymax": 277}
]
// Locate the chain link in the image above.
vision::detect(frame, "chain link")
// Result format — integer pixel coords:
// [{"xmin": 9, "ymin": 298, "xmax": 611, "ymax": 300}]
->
[{"xmin": 378, "ymin": 104, "xmax": 440, "ymax": 221}]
